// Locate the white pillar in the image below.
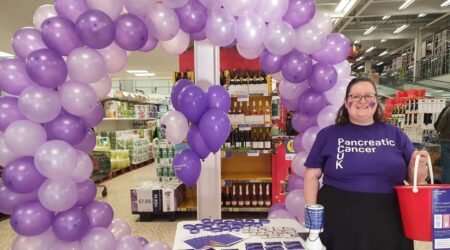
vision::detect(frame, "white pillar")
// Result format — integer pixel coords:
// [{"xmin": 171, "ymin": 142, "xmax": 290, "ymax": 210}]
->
[
  {"xmin": 414, "ymin": 29, "xmax": 422, "ymax": 80},
  {"xmin": 194, "ymin": 40, "xmax": 222, "ymax": 220}
]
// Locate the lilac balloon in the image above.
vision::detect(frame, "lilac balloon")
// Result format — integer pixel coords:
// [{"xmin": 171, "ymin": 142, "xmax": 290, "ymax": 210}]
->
[
  {"xmin": 0, "ymin": 133, "xmax": 19, "ymax": 166},
  {"xmin": 76, "ymin": 10, "xmax": 115, "ymax": 49},
  {"xmin": 89, "ymin": 75, "xmax": 112, "ymax": 100},
  {"xmin": 50, "ymin": 240, "xmax": 81, "ymax": 250},
  {"xmin": 80, "ymin": 227, "xmax": 116, "ymax": 250},
  {"xmin": 45, "ymin": 113, "xmax": 87, "ymax": 145},
  {"xmin": 108, "ymin": 219, "xmax": 131, "ymax": 240},
  {"xmin": 297, "ymin": 89, "xmax": 328, "ymax": 116},
  {"xmin": 173, "ymin": 149, "xmax": 201, "ymax": 187},
  {"xmin": 160, "ymin": 110, "xmax": 189, "ymax": 144},
  {"xmin": 171, "ymin": 79, "xmax": 193, "ymax": 111},
  {"xmin": 205, "ymin": 8, "xmax": 237, "ymax": 47},
  {"xmin": 98, "ymin": 43, "xmax": 128, "ymax": 73},
  {"xmin": 285, "ymin": 189, "xmax": 305, "ymax": 219},
  {"xmin": 146, "ymin": 4, "xmax": 180, "ymax": 41},
  {"xmin": 281, "ymin": 50, "xmax": 313, "ymax": 83},
  {"xmin": 25, "ymin": 48, "xmax": 67, "ymax": 88},
  {"xmin": 178, "ymin": 85, "xmax": 208, "ymax": 123},
  {"xmin": 199, "ymin": 108, "xmax": 231, "ymax": 152},
  {"xmin": 52, "ymin": 207, "xmax": 90, "ymax": 242},
  {"xmin": 259, "ymin": 50, "xmax": 285, "ymax": 74},
  {"xmin": 115, "ymin": 14, "xmax": 148, "ymax": 51},
  {"xmin": 136, "ymin": 236, "xmax": 149, "ymax": 247},
  {"xmin": 307, "ymin": 63, "xmax": 337, "ymax": 92},
  {"xmin": 279, "ymin": 80, "xmax": 308, "ymax": 101},
  {"xmin": 190, "ymin": 29, "xmax": 207, "ymax": 41},
  {"xmin": 324, "ymin": 80, "xmax": 347, "ymax": 106},
  {"xmin": 292, "ymin": 151, "xmax": 308, "ymax": 176},
  {"xmin": 41, "ymin": 16, "xmax": 84, "ymax": 56},
  {"xmin": 33, "ymin": 4, "xmax": 58, "ymax": 29},
  {"xmin": 10, "ymin": 201, "xmax": 54, "ymax": 237},
  {"xmin": 160, "ymin": 30, "xmax": 190, "ymax": 55},
  {"xmin": 283, "ymin": 0, "xmax": 315, "ymax": 28},
  {"xmin": 0, "ymin": 183, "xmax": 37, "ymax": 215},
  {"xmin": 292, "ymin": 112, "xmax": 316, "ymax": 133},
  {"xmin": 35, "ymin": 140, "xmax": 78, "ymax": 179},
  {"xmin": 268, "ymin": 208, "xmax": 296, "ymax": 220},
  {"xmin": 59, "ymin": 82, "xmax": 98, "ymax": 116},
  {"xmin": 236, "ymin": 12, "xmax": 266, "ymax": 48},
  {"xmin": 334, "ymin": 60, "xmax": 351, "ymax": 81},
  {"xmin": 38, "ymin": 177, "xmax": 78, "ymax": 212},
  {"xmin": 123, "ymin": 0, "xmax": 157, "ymax": 17},
  {"xmin": 3, "ymin": 157, "xmax": 46, "ymax": 194},
  {"xmin": 223, "ymin": 0, "xmax": 257, "ymax": 16},
  {"xmin": 187, "ymin": 124, "xmax": 211, "ymax": 159},
  {"xmin": 288, "ymin": 174, "xmax": 304, "ymax": 191},
  {"xmin": 18, "ymin": 86, "xmax": 61, "ymax": 123},
  {"xmin": 255, "ymin": 0, "xmax": 289, "ymax": 22},
  {"xmin": 312, "ymin": 33, "xmax": 351, "ymax": 65},
  {"xmin": 280, "ymin": 96, "xmax": 298, "ymax": 112},
  {"xmin": 86, "ymin": 0, "xmax": 123, "ymax": 20},
  {"xmin": 143, "ymin": 241, "xmax": 171, "ymax": 250},
  {"xmin": 176, "ymin": 0, "xmax": 207, "ymax": 33},
  {"xmin": 67, "ymin": 47, "xmax": 106, "ymax": 84},
  {"xmin": 55, "ymin": 0, "xmax": 89, "ymax": 23},
  {"xmin": 139, "ymin": 35, "xmax": 159, "ymax": 52},
  {"xmin": 0, "ymin": 58, "xmax": 36, "ymax": 96},
  {"xmin": 268, "ymin": 203, "xmax": 286, "ymax": 214},
  {"xmin": 80, "ymin": 102, "xmax": 104, "ymax": 128},
  {"xmin": 302, "ymin": 126, "xmax": 321, "ymax": 151},
  {"xmin": 317, "ymin": 105, "xmax": 339, "ymax": 129},
  {"xmin": 70, "ymin": 151, "xmax": 94, "ymax": 183},
  {"xmin": 309, "ymin": 11, "xmax": 333, "ymax": 37},
  {"xmin": 12, "ymin": 228, "xmax": 58, "ymax": 250},
  {"xmin": 162, "ymin": 0, "xmax": 189, "ymax": 8},
  {"xmin": 293, "ymin": 134, "xmax": 304, "ymax": 153},
  {"xmin": 116, "ymin": 236, "xmax": 143, "ymax": 250},
  {"xmin": 12, "ymin": 28, "xmax": 47, "ymax": 59},
  {"xmin": 198, "ymin": 0, "xmax": 223, "ymax": 10},
  {"xmin": 206, "ymin": 85, "xmax": 231, "ymax": 113},
  {"xmin": 236, "ymin": 44, "xmax": 264, "ymax": 60},
  {"xmin": 294, "ymin": 23, "xmax": 327, "ymax": 55},
  {"xmin": 75, "ymin": 179, "xmax": 97, "ymax": 207},
  {"xmin": 83, "ymin": 201, "xmax": 114, "ymax": 228},
  {"xmin": 0, "ymin": 96, "xmax": 24, "ymax": 131},
  {"xmin": 4, "ymin": 120, "xmax": 47, "ymax": 156},
  {"xmin": 74, "ymin": 130, "xmax": 96, "ymax": 153},
  {"xmin": 264, "ymin": 21, "xmax": 295, "ymax": 56}
]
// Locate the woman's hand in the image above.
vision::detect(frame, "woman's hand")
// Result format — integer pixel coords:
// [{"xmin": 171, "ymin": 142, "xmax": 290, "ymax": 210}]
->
[{"xmin": 407, "ymin": 150, "xmax": 429, "ymax": 184}]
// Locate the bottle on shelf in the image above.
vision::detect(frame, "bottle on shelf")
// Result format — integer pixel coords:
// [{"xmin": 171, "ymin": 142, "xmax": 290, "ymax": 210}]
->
[
  {"xmin": 245, "ymin": 131, "xmax": 252, "ymax": 148},
  {"xmin": 238, "ymin": 185, "xmax": 244, "ymax": 207},
  {"xmin": 264, "ymin": 100, "xmax": 271, "ymax": 124},
  {"xmin": 221, "ymin": 187, "xmax": 224, "ymax": 207},
  {"xmin": 224, "ymin": 132, "xmax": 231, "ymax": 148},
  {"xmin": 251, "ymin": 183, "xmax": 258, "ymax": 207},
  {"xmin": 265, "ymin": 184, "xmax": 272, "ymax": 207},
  {"xmin": 230, "ymin": 129, "xmax": 236, "ymax": 148},
  {"xmin": 225, "ymin": 186, "xmax": 231, "ymax": 207},
  {"xmin": 231, "ymin": 185, "xmax": 237, "ymax": 207},
  {"xmin": 235, "ymin": 130, "xmax": 242, "ymax": 148},
  {"xmin": 252, "ymin": 130, "xmax": 258, "ymax": 150},
  {"xmin": 245, "ymin": 184, "xmax": 251, "ymax": 207},
  {"xmin": 258, "ymin": 183, "xmax": 264, "ymax": 207},
  {"xmin": 264, "ymin": 129, "xmax": 271, "ymax": 150},
  {"xmin": 258, "ymin": 129, "xmax": 264, "ymax": 149}
]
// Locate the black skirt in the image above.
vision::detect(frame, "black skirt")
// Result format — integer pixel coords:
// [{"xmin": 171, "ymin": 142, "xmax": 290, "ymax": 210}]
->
[{"xmin": 317, "ymin": 185, "xmax": 414, "ymax": 250}]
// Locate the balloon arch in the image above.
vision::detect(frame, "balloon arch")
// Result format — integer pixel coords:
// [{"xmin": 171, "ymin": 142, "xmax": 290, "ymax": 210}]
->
[{"xmin": 0, "ymin": 0, "xmax": 352, "ymax": 249}]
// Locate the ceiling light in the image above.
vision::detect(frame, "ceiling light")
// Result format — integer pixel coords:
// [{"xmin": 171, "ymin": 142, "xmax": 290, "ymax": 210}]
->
[
  {"xmin": 380, "ymin": 39, "xmax": 387, "ymax": 43},
  {"xmin": 343, "ymin": 0, "xmax": 358, "ymax": 14},
  {"xmin": 356, "ymin": 56, "xmax": 364, "ymax": 61},
  {"xmin": 435, "ymin": 90, "xmax": 444, "ymax": 93},
  {"xmin": 441, "ymin": 0, "xmax": 450, "ymax": 7},
  {"xmin": 335, "ymin": 0, "xmax": 357, "ymax": 14},
  {"xmin": 394, "ymin": 24, "xmax": 409, "ymax": 34},
  {"xmin": 381, "ymin": 72, "xmax": 387, "ymax": 76},
  {"xmin": 364, "ymin": 26, "xmax": 377, "ymax": 35},
  {"xmin": 382, "ymin": 15, "xmax": 391, "ymax": 20},
  {"xmin": 418, "ymin": 13, "xmax": 427, "ymax": 17},
  {"xmin": 399, "ymin": 0, "xmax": 415, "ymax": 10},
  {"xmin": 354, "ymin": 40, "xmax": 361, "ymax": 44},
  {"xmin": 377, "ymin": 62, "xmax": 384, "ymax": 66},
  {"xmin": 357, "ymin": 65, "xmax": 364, "ymax": 69},
  {"xmin": 127, "ymin": 70, "xmax": 149, "ymax": 74},
  {"xmin": 365, "ymin": 46, "xmax": 376, "ymax": 53},
  {"xmin": 0, "ymin": 51, "xmax": 14, "ymax": 58},
  {"xmin": 379, "ymin": 50, "xmax": 389, "ymax": 56},
  {"xmin": 402, "ymin": 53, "xmax": 407, "ymax": 56},
  {"xmin": 134, "ymin": 73, "xmax": 156, "ymax": 77}
]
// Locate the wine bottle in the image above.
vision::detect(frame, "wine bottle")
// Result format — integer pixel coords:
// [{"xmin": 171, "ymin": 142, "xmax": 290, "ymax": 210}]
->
[
  {"xmin": 258, "ymin": 129, "xmax": 264, "ymax": 149},
  {"xmin": 245, "ymin": 131, "xmax": 252, "ymax": 148},
  {"xmin": 238, "ymin": 185, "xmax": 244, "ymax": 207},
  {"xmin": 251, "ymin": 184, "xmax": 258, "ymax": 206},
  {"xmin": 245, "ymin": 184, "xmax": 251, "ymax": 207},
  {"xmin": 224, "ymin": 131, "xmax": 231, "ymax": 148},
  {"xmin": 225, "ymin": 186, "xmax": 231, "ymax": 206},
  {"xmin": 258, "ymin": 183, "xmax": 264, "ymax": 207},
  {"xmin": 265, "ymin": 184, "xmax": 272, "ymax": 207},
  {"xmin": 264, "ymin": 129, "xmax": 271, "ymax": 150},
  {"xmin": 252, "ymin": 130, "xmax": 258, "ymax": 150},
  {"xmin": 231, "ymin": 185, "xmax": 237, "ymax": 207},
  {"xmin": 235, "ymin": 130, "xmax": 242, "ymax": 148},
  {"xmin": 264, "ymin": 100, "xmax": 271, "ymax": 124}
]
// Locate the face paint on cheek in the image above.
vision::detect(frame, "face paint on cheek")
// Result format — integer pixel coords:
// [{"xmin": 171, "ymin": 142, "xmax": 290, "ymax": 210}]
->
[
  {"xmin": 370, "ymin": 101, "xmax": 376, "ymax": 109},
  {"xmin": 349, "ymin": 102, "xmax": 353, "ymax": 109}
]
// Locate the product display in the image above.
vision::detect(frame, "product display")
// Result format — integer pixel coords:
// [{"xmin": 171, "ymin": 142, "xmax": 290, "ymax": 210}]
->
[
  {"xmin": 153, "ymin": 138, "xmax": 178, "ymax": 182},
  {"xmin": 130, "ymin": 181, "xmax": 185, "ymax": 213}
]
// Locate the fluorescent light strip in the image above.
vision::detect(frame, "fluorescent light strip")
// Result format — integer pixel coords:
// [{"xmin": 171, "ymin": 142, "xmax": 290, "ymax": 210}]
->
[
  {"xmin": 0, "ymin": 51, "xmax": 14, "ymax": 58},
  {"xmin": 335, "ymin": 0, "xmax": 351, "ymax": 12},
  {"xmin": 380, "ymin": 39, "xmax": 387, "ymax": 43},
  {"xmin": 357, "ymin": 65, "xmax": 364, "ymax": 69},
  {"xmin": 382, "ymin": 15, "xmax": 391, "ymax": 20},
  {"xmin": 379, "ymin": 50, "xmax": 389, "ymax": 56},
  {"xmin": 343, "ymin": 0, "xmax": 357, "ymax": 14},
  {"xmin": 364, "ymin": 26, "xmax": 377, "ymax": 35},
  {"xmin": 134, "ymin": 73, "xmax": 156, "ymax": 77},
  {"xmin": 356, "ymin": 56, "xmax": 364, "ymax": 61},
  {"xmin": 127, "ymin": 70, "xmax": 149, "ymax": 73},
  {"xmin": 377, "ymin": 62, "xmax": 384, "ymax": 66},
  {"xmin": 354, "ymin": 40, "xmax": 361, "ymax": 44},
  {"xmin": 365, "ymin": 46, "xmax": 376, "ymax": 53},
  {"xmin": 394, "ymin": 24, "xmax": 409, "ymax": 34},
  {"xmin": 418, "ymin": 13, "xmax": 427, "ymax": 17},
  {"xmin": 399, "ymin": 0, "xmax": 415, "ymax": 10},
  {"xmin": 441, "ymin": 0, "xmax": 450, "ymax": 7}
]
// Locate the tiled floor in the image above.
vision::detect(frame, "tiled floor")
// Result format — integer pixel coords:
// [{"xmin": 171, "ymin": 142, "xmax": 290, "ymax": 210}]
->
[{"xmin": 0, "ymin": 163, "xmax": 433, "ymax": 249}]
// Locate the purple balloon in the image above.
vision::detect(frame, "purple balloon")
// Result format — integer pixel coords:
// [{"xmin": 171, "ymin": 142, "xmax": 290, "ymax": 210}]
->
[
  {"xmin": 198, "ymin": 108, "xmax": 231, "ymax": 152},
  {"xmin": 292, "ymin": 112, "xmax": 316, "ymax": 133},
  {"xmin": 173, "ymin": 149, "xmax": 201, "ymax": 187},
  {"xmin": 293, "ymin": 133, "xmax": 304, "ymax": 153},
  {"xmin": 0, "ymin": 96, "xmax": 25, "ymax": 131},
  {"xmin": 3, "ymin": 157, "xmax": 46, "ymax": 194},
  {"xmin": 41, "ymin": 16, "xmax": 84, "ymax": 56},
  {"xmin": 280, "ymin": 96, "xmax": 298, "ymax": 112},
  {"xmin": 55, "ymin": 0, "xmax": 89, "ymax": 23},
  {"xmin": 0, "ymin": 183, "xmax": 37, "ymax": 215},
  {"xmin": 10, "ymin": 201, "xmax": 54, "ymax": 237},
  {"xmin": 0, "ymin": 58, "xmax": 36, "ymax": 95},
  {"xmin": 312, "ymin": 33, "xmax": 351, "ymax": 65},
  {"xmin": 176, "ymin": 0, "xmax": 207, "ymax": 33},
  {"xmin": 287, "ymin": 174, "xmax": 304, "ymax": 192},
  {"xmin": 136, "ymin": 236, "xmax": 149, "ymax": 247},
  {"xmin": 171, "ymin": 79, "xmax": 193, "ymax": 111},
  {"xmin": 307, "ymin": 63, "xmax": 337, "ymax": 92},
  {"xmin": 268, "ymin": 203, "xmax": 286, "ymax": 214},
  {"xmin": 76, "ymin": 10, "xmax": 115, "ymax": 49},
  {"xmin": 206, "ymin": 85, "xmax": 231, "ymax": 113},
  {"xmin": 12, "ymin": 28, "xmax": 47, "ymax": 59},
  {"xmin": 74, "ymin": 130, "xmax": 96, "ymax": 153},
  {"xmin": 282, "ymin": 0, "xmax": 315, "ymax": 28},
  {"xmin": 190, "ymin": 29, "xmax": 207, "ymax": 41},
  {"xmin": 178, "ymin": 85, "xmax": 208, "ymax": 123},
  {"xmin": 45, "ymin": 113, "xmax": 88, "ymax": 145},
  {"xmin": 114, "ymin": 14, "xmax": 148, "ymax": 51},
  {"xmin": 80, "ymin": 102, "xmax": 105, "ymax": 128},
  {"xmin": 281, "ymin": 50, "xmax": 313, "ymax": 83},
  {"xmin": 75, "ymin": 179, "xmax": 97, "ymax": 207},
  {"xmin": 187, "ymin": 124, "xmax": 211, "ymax": 159},
  {"xmin": 83, "ymin": 201, "xmax": 114, "ymax": 228},
  {"xmin": 52, "ymin": 207, "xmax": 90, "ymax": 242},
  {"xmin": 297, "ymin": 89, "xmax": 328, "ymax": 116},
  {"xmin": 139, "ymin": 35, "xmax": 158, "ymax": 52},
  {"xmin": 25, "ymin": 48, "xmax": 68, "ymax": 88},
  {"xmin": 260, "ymin": 50, "xmax": 285, "ymax": 74}
]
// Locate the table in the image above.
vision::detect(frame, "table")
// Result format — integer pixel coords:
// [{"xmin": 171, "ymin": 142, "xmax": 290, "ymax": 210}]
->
[{"xmin": 173, "ymin": 219, "xmax": 308, "ymax": 250}]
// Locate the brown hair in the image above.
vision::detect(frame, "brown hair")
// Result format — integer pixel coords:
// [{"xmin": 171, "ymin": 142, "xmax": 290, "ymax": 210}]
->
[{"xmin": 335, "ymin": 77, "xmax": 385, "ymax": 125}]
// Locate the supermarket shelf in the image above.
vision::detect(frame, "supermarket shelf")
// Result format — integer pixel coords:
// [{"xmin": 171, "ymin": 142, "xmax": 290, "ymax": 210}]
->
[
  {"xmin": 177, "ymin": 199, "xmax": 197, "ymax": 212},
  {"xmin": 103, "ymin": 118, "xmax": 157, "ymax": 121},
  {"xmin": 222, "ymin": 148, "xmax": 271, "ymax": 154},
  {"xmin": 235, "ymin": 124, "xmax": 272, "ymax": 129},
  {"xmin": 177, "ymin": 199, "xmax": 270, "ymax": 213},
  {"xmin": 102, "ymin": 98, "xmax": 160, "ymax": 105},
  {"xmin": 272, "ymin": 135, "xmax": 296, "ymax": 139},
  {"xmin": 222, "ymin": 173, "xmax": 272, "ymax": 182}
]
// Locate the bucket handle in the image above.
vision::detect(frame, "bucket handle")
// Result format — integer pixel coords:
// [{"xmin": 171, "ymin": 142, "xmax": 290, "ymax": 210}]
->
[{"xmin": 412, "ymin": 153, "xmax": 434, "ymax": 193}]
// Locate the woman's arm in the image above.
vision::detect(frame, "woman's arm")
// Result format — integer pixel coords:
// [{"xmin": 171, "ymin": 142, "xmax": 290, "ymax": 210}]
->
[
  {"xmin": 406, "ymin": 150, "xmax": 429, "ymax": 184},
  {"xmin": 304, "ymin": 168, "xmax": 323, "ymax": 205}
]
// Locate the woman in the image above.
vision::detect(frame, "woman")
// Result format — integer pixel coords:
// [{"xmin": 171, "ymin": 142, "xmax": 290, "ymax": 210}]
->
[{"xmin": 303, "ymin": 78, "xmax": 429, "ymax": 250}]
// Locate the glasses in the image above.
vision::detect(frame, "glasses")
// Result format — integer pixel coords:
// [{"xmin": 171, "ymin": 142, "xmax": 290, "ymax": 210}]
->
[{"xmin": 347, "ymin": 94, "xmax": 377, "ymax": 102}]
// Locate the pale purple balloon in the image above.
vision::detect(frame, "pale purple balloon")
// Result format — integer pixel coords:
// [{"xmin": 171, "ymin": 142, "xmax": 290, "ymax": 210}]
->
[
  {"xmin": 205, "ymin": 8, "xmax": 237, "ymax": 47},
  {"xmin": 255, "ymin": 0, "xmax": 289, "ymax": 22},
  {"xmin": 173, "ymin": 149, "xmax": 202, "ymax": 187},
  {"xmin": 190, "ymin": 29, "xmax": 207, "ymax": 41},
  {"xmin": 279, "ymin": 80, "xmax": 308, "ymax": 101},
  {"xmin": 98, "ymin": 43, "xmax": 128, "ymax": 73},
  {"xmin": 312, "ymin": 33, "xmax": 351, "ymax": 65},
  {"xmin": 52, "ymin": 207, "xmax": 90, "ymax": 242},
  {"xmin": 282, "ymin": 0, "xmax": 315, "ymax": 28},
  {"xmin": 89, "ymin": 75, "xmax": 112, "ymax": 100},
  {"xmin": 294, "ymin": 22, "xmax": 327, "ymax": 55},
  {"xmin": 59, "ymin": 82, "xmax": 98, "ymax": 116},
  {"xmin": 236, "ymin": 12, "xmax": 266, "ymax": 49},
  {"xmin": 160, "ymin": 110, "xmax": 189, "ymax": 144},
  {"xmin": 74, "ymin": 130, "xmax": 96, "ymax": 153},
  {"xmin": 264, "ymin": 21, "xmax": 295, "ymax": 56},
  {"xmin": 206, "ymin": 85, "xmax": 231, "ymax": 113},
  {"xmin": 80, "ymin": 102, "xmax": 104, "ymax": 128},
  {"xmin": 41, "ymin": 16, "xmax": 84, "ymax": 56},
  {"xmin": 302, "ymin": 126, "xmax": 320, "ymax": 151},
  {"xmin": 268, "ymin": 208, "xmax": 296, "ymax": 220},
  {"xmin": 297, "ymin": 89, "xmax": 328, "ymax": 116},
  {"xmin": 123, "ymin": 0, "xmax": 157, "ymax": 17},
  {"xmin": 115, "ymin": 14, "xmax": 148, "ymax": 51},
  {"xmin": 199, "ymin": 108, "xmax": 231, "ymax": 152},
  {"xmin": 334, "ymin": 60, "xmax": 351, "ymax": 80},
  {"xmin": 55, "ymin": 0, "xmax": 89, "ymax": 23},
  {"xmin": 12, "ymin": 28, "xmax": 47, "ymax": 59},
  {"xmin": 25, "ymin": 48, "xmax": 67, "ymax": 88},
  {"xmin": 50, "ymin": 240, "xmax": 81, "ymax": 250},
  {"xmin": 293, "ymin": 134, "xmax": 304, "ymax": 153},
  {"xmin": 223, "ymin": 0, "xmax": 257, "ymax": 16},
  {"xmin": 139, "ymin": 36, "xmax": 159, "ymax": 52},
  {"xmin": 67, "ymin": 47, "xmax": 106, "ymax": 84},
  {"xmin": 198, "ymin": 0, "xmax": 223, "ymax": 10},
  {"xmin": 136, "ymin": 236, "xmax": 149, "ymax": 247},
  {"xmin": 33, "ymin": 4, "xmax": 58, "ymax": 29},
  {"xmin": 70, "ymin": 150, "xmax": 94, "ymax": 183},
  {"xmin": 292, "ymin": 112, "xmax": 316, "ymax": 133},
  {"xmin": 0, "ymin": 58, "xmax": 37, "ymax": 96},
  {"xmin": 176, "ymin": 0, "xmax": 207, "ymax": 33},
  {"xmin": 76, "ymin": 10, "xmax": 115, "ymax": 49},
  {"xmin": 288, "ymin": 174, "xmax": 304, "ymax": 191},
  {"xmin": 171, "ymin": 79, "xmax": 193, "ymax": 111},
  {"xmin": 116, "ymin": 236, "xmax": 143, "ymax": 250},
  {"xmin": 108, "ymin": 219, "xmax": 131, "ymax": 240},
  {"xmin": 285, "ymin": 189, "xmax": 305, "ymax": 220},
  {"xmin": 324, "ymin": 81, "xmax": 347, "ymax": 106},
  {"xmin": 35, "ymin": 140, "xmax": 78, "ymax": 179},
  {"xmin": 86, "ymin": 0, "xmax": 123, "ymax": 20},
  {"xmin": 83, "ymin": 201, "xmax": 114, "ymax": 228},
  {"xmin": 259, "ymin": 50, "xmax": 285, "ymax": 74},
  {"xmin": 187, "ymin": 124, "xmax": 211, "ymax": 159},
  {"xmin": 18, "ymin": 85, "xmax": 61, "ymax": 123},
  {"xmin": 75, "ymin": 179, "xmax": 97, "ymax": 207},
  {"xmin": 146, "ymin": 3, "xmax": 180, "ymax": 41},
  {"xmin": 80, "ymin": 227, "xmax": 117, "ymax": 250},
  {"xmin": 308, "ymin": 63, "xmax": 337, "ymax": 92},
  {"xmin": 280, "ymin": 96, "xmax": 298, "ymax": 112},
  {"xmin": 3, "ymin": 157, "xmax": 46, "ymax": 194},
  {"xmin": 268, "ymin": 203, "xmax": 286, "ymax": 214},
  {"xmin": 317, "ymin": 105, "xmax": 339, "ymax": 129},
  {"xmin": 281, "ymin": 50, "xmax": 313, "ymax": 83},
  {"xmin": 38, "ymin": 177, "xmax": 78, "ymax": 212},
  {"xmin": 309, "ymin": 11, "xmax": 333, "ymax": 37},
  {"xmin": 144, "ymin": 241, "xmax": 171, "ymax": 250},
  {"xmin": 178, "ymin": 85, "xmax": 208, "ymax": 123},
  {"xmin": 4, "ymin": 120, "xmax": 47, "ymax": 156},
  {"xmin": 0, "ymin": 183, "xmax": 37, "ymax": 215},
  {"xmin": 12, "ymin": 228, "xmax": 58, "ymax": 250},
  {"xmin": 0, "ymin": 96, "xmax": 24, "ymax": 131},
  {"xmin": 160, "ymin": 30, "xmax": 190, "ymax": 55},
  {"xmin": 162, "ymin": 0, "xmax": 189, "ymax": 8},
  {"xmin": 0, "ymin": 133, "xmax": 19, "ymax": 166},
  {"xmin": 10, "ymin": 201, "xmax": 54, "ymax": 237},
  {"xmin": 236, "ymin": 44, "xmax": 265, "ymax": 60},
  {"xmin": 292, "ymin": 151, "xmax": 308, "ymax": 176}
]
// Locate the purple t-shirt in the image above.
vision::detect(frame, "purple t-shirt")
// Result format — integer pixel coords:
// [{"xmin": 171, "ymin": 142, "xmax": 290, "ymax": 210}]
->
[{"xmin": 304, "ymin": 122, "xmax": 415, "ymax": 193}]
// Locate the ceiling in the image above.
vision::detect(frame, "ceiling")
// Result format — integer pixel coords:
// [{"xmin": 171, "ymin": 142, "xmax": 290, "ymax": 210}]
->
[{"xmin": 0, "ymin": 0, "xmax": 449, "ymax": 79}]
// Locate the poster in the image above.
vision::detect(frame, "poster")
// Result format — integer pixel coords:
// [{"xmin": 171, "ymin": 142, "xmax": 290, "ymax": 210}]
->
[{"xmin": 432, "ymin": 188, "xmax": 450, "ymax": 249}]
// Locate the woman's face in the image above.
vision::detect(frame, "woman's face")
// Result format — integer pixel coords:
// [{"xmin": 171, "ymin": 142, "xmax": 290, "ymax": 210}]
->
[{"xmin": 344, "ymin": 81, "xmax": 378, "ymax": 124}]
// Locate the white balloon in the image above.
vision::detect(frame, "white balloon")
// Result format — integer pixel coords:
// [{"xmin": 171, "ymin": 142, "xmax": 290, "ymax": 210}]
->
[
  {"xmin": 33, "ymin": 4, "xmax": 57, "ymax": 29},
  {"xmin": 0, "ymin": 133, "xmax": 19, "ymax": 166},
  {"xmin": 160, "ymin": 30, "xmax": 190, "ymax": 55},
  {"xmin": 317, "ymin": 105, "xmax": 339, "ymax": 129},
  {"xmin": 108, "ymin": 219, "xmax": 131, "ymax": 240},
  {"xmin": 160, "ymin": 111, "xmax": 189, "ymax": 144},
  {"xmin": 12, "ymin": 229, "xmax": 58, "ymax": 250},
  {"xmin": 89, "ymin": 75, "xmax": 112, "ymax": 100},
  {"xmin": 236, "ymin": 44, "xmax": 264, "ymax": 60},
  {"xmin": 308, "ymin": 11, "xmax": 333, "ymax": 37},
  {"xmin": 334, "ymin": 60, "xmax": 352, "ymax": 81},
  {"xmin": 86, "ymin": 0, "xmax": 123, "ymax": 20}
]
